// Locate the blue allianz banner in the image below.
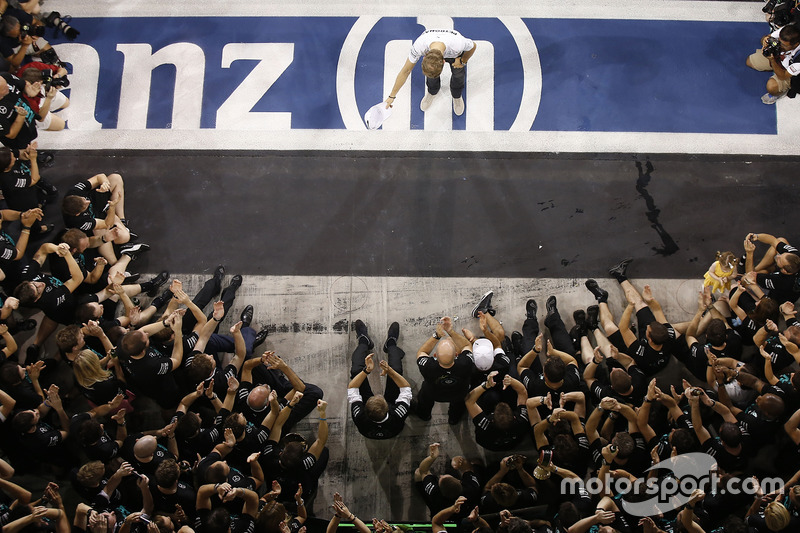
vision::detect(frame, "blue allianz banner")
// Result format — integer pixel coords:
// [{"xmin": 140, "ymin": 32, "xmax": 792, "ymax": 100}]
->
[{"xmin": 52, "ymin": 16, "xmax": 772, "ymax": 135}]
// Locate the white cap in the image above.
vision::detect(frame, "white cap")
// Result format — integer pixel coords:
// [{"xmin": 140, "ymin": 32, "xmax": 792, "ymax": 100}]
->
[
  {"xmin": 364, "ymin": 102, "xmax": 393, "ymax": 130},
  {"xmin": 473, "ymin": 338, "xmax": 494, "ymax": 371}
]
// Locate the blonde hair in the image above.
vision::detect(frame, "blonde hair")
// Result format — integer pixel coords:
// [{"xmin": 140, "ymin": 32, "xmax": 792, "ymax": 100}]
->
[
  {"xmin": 421, "ymin": 49, "xmax": 444, "ymax": 78},
  {"xmin": 716, "ymin": 251, "xmax": 737, "ymax": 271},
  {"xmin": 764, "ymin": 501, "xmax": 790, "ymax": 531},
  {"xmin": 73, "ymin": 349, "xmax": 112, "ymax": 389}
]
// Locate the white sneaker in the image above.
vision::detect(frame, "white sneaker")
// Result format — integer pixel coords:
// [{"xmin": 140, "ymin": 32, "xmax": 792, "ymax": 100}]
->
[
  {"xmin": 761, "ymin": 92, "xmax": 783, "ymax": 105},
  {"xmin": 453, "ymin": 97, "xmax": 465, "ymax": 116},
  {"xmin": 420, "ymin": 91, "xmax": 435, "ymax": 111}
]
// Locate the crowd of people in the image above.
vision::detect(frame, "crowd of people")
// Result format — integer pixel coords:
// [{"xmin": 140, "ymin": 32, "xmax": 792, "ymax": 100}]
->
[{"xmin": 0, "ymin": 2, "xmax": 794, "ymax": 533}]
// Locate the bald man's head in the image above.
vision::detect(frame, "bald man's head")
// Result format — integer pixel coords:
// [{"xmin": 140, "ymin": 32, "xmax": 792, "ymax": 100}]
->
[
  {"xmin": 133, "ymin": 435, "xmax": 157, "ymax": 460},
  {"xmin": 247, "ymin": 385, "xmax": 271, "ymax": 410},
  {"xmin": 436, "ymin": 339, "xmax": 456, "ymax": 368}
]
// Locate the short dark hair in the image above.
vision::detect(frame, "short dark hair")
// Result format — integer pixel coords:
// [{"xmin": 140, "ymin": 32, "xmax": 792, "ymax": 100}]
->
[
  {"xmin": 671, "ymin": 428, "xmax": 696, "ymax": 454},
  {"xmin": 719, "ymin": 422, "xmax": 742, "ymax": 448},
  {"xmin": 493, "ymin": 402, "xmax": 514, "ymax": 431},
  {"xmin": 13, "ymin": 282, "xmax": 38, "ymax": 306},
  {"xmin": 2, "ymin": 16, "xmax": 19, "ymax": 37},
  {"xmin": 12, "ymin": 411, "xmax": 35, "ymax": 433},
  {"xmin": 202, "ymin": 507, "xmax": 230, "ymax": 533},
  {"xmin": 187, "ymin": 355, "xmax": 214, "ymax": 385},
  {"xmin": 175, "ymin": 411, "xmax": 201, "ymax": 440},
  {"xmin": 79, "ymin": 419, "xmax": 103, "ymax": 446},
  {"xmin": 706, "ymin": 319, "xmax": 727, "ymax": 346},
  {"xmin": 780, "ymin": 24, "xmax": 800, "ymax": 45},
  {"xmin": 74, "ymin": 303, "xmax": 100, "ymax": 326},
  {"xmin": 155, "ymin": 459, "xmax": 180, "ymax": 488},
  {"xmin": 279, "ymin": 442, "xmax": 305, "ymax": 470},
  {"xmin": 120, "ymin": 330, "xmax": 147, "ymax": 359},
  {"xmin": 56, "ymin": 324, "xmax": 82, "ymax": 354},
  {"xmin": 0, "ymin": 147, "xmax": 12, "ymax": 171},
  {"xmin": 62, "ymin": 228, "xmax": 87, "ymax": 250},
  {"xmin": 0, "ymin": 362, "xmax": 22, "ymax": 386},
  {"xmin": 438, "ymin": 475, "xmax": 462, "ymax": 503},
  {"xmin": 20, "ymin": 68, "xmax": 42, "ymax": 84},
  {"xmin": 62, "ymin": 195, "xmax": 87, "ymax": 216},
  {"xmin": 205, "ymin": 462, "xmax": 227, "ymax": 484},
  {"xmin": 648, "ymin": 322, "xmax": 670, "ymax": 345},
  {"xmin": 491, "ymin": 482, "xmax": 518, "ymax": 507},
  {"xmin": 223, "ymin": 412, "xmax": 245, "ymax": 440},
  {"xmin": 544, "ymin": 357, "xmax": 566, "ymax": 382},
  {"xmin": 612, "ymin": 432, "xmax": 635, "ymax": 459},
  {"xmin": 610, "ymin": 370, "xmax": 632, "ymax": 394}
]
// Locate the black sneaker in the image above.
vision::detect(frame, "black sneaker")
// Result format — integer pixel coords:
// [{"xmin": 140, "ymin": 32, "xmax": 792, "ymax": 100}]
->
[
  {"xmin": 573, "ymin": 309, "xmax": 587, "ymax": 333},
  {"xmin": 37, "ymin": 152, "xmax": 55, "ymax": 168},
  {"xmin": 586, "ymin": 305, "xmax": 599, "ymax": 330},
  {"xmin": 609, "ymin": 258, "xmax": 633, "ymax": 281},
  {"xmin": 120, "ymin": 243, "xmax": 150, "ymax": 260},
  {"xmin": 26, "ymin": 344, "xmax": 39, "ymax": 362},
  {"xmin": 486, "ymin": 305, "xmax": 497, "ymax": 317},
  {"xmin": 585, "ymin": 279, "xmax": 609, "ymax": 303},
  {"xmin": 253, "ymin": 327, "xmax": 268, "ymax": 348},
  {"xmin": 121, "ymin": 272, "xmax": 141, "ymax": 285},
  {"xmin": 226, "ymin": 274, "xmax": 243, "ymax": 292},
  {"xmin": 383, "ymin": 322, "xmax": 399, "ymax": 353},
  {"xmin": 546, "ymin": 296, "xmax": 558, "ymax": 317},
  {"xmin": 16, "ymin": 318, "xmax": 36, "ymax": 331},
  {"xmin": 501, "ymin": 335, "xmax": 513, "ymax": 355},
  {"xmin": 526, "ymin": 299, "xmax": 538, "ymax": 319},
  {"xmin": 144, "ymin": 271, "xmax": 169, "ymax": 297},
  {"xmin": 511, "ymin": 331, "xmax": 524, "ymax": 357},
  {"xmin": 120, "ymin": 218, "xmax": 131, "ymax": 228},
  {"xmin": 354, "ymin": 319, "xmax": 373, "ymax": 349},
  {"xmin": 472, "ymin": 290, "xmax": 494, "ymax": 318},
  {"xmin": 127, "ymin": 232, "xmax": 139, "ymax": 242},
  {"xmin": 213, "ymin": 265, "xmax": 225, "ymax": 283},
  {"xmin": 240, "ymin": 305, "xmax": 254, "ymax": 328},
  {"xmin": 150, "ymin": 289, "xmax": 173, "ymax": 311}
]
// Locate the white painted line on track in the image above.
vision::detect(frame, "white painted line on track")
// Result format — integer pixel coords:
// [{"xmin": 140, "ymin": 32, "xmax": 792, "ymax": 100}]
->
[
  {"xmin": 37, "ymin": 126, "xmax": 800, "ymax": 155},
  {"xmin": 47, "ymin": 0, "xmax": 763, "ymax": 22}
]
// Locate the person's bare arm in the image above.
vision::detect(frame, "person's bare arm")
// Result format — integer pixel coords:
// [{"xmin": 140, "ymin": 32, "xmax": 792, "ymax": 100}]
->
[
  {"xmin": 414, "ymin": 442, "xmax": 440, "ymax": 482},
  {"xmin": 384, "ymin": 59, "xmax": 415, "ymax": 107},
  {"xmin": 168, "ymin": 313, "xmax": 184, "ymax": 370},
  {"xmin": 432, "ymin": 496, "xmax": 466, "ymax": 533},
  {"xmin": 307, "ymin": 400, "xmax": 328, "ymax": 459},
  {"xmin": 441, "ymin": 316, "xmax": 470, "ymax": 352}
]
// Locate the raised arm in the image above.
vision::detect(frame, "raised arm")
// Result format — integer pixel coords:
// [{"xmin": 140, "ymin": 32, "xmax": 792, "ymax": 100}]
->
[
  {"xmin": 307, "ymin": 400, "xmax": 328, "ymax": 459},
  {"xmin": 414, "ymin": 442, "xmax": 440, "ymax": 482},
  {"xmin": 168, "ymin": 313, "xmax": 184, "ymax": 370},
  {"xmin": 267, "ymin": 353, "xmax": 306, "ymax": 394},
  {"xmin": 431, "ymin": 496, "xmax": 466, "ymax": 533}
]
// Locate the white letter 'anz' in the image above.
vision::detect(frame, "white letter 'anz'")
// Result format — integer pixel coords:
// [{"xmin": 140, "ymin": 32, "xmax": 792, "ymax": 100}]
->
[{"xmin": 336, "ymin": 17, "xmax": 541, "ymax": 131}]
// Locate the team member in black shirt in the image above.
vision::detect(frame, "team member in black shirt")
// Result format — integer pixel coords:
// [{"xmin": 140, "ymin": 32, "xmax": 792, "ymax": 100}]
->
[
  {"xmin": 0, "ymin": 72, "xmax": 37, "ymax": 154},
  {"xmin": 414, "ymin": 316, "xmax": 475, "ymax": 424},
  {"xmin": 347, "ymin": 320, "xmax": 411, "ymax": 440},
  {"xmin": 465, "ymin": 370, "xmax": 529, "ymax": 451},
  {"xmin": 118, "ymin": 311, "xmax": 185, "ymax": 409},
  {"xmin": 15, "ymin": 242, "xmax": 84, "ymax": 358},
  {"xmin": 745, "ymin": 233, "xmax": 800, "ymax": 304}
]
